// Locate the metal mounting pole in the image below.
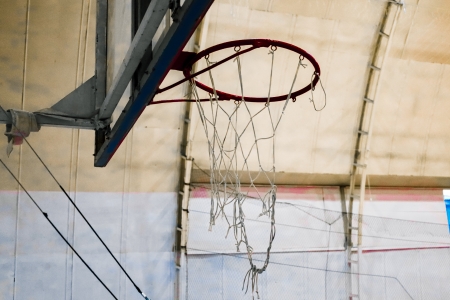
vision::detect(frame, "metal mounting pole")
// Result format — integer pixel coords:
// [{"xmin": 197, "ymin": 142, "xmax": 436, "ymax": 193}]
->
[
  {"xmin": 173, "ymin": 11, "xmax": 211, "ymax": 299},
  {"xmin": 95, "ymin": 0, "xmax": 107, "ymax": 110},
  {"xmin": 347, "ymin": 2, "xmax": 403, "ymax": 299},
  {"xmin": 94, "ymin": 0, "xmax": 109, "ymax": 154}
]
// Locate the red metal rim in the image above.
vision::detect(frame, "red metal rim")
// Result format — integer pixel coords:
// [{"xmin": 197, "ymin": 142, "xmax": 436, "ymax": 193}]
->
[{"xmin": 182, "ymin": 39, "xmax": 321, "ymax": 103}]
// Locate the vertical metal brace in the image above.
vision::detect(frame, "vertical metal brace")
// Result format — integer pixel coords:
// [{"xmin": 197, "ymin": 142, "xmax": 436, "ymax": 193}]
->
[
  {"xmin": 339, "ymin": 186, "xmax": 352, "ymax": 296},
  {"xmin": 95, "ymin": 0, "xmax": 107, "ymax": 110},
  {"xmin": 356, "ymin": 0, "xmax": 402, "ymax": 246},
  {"xmin": 173, "ymin": 10, "xmax": 211, "ymax": 299},
  {"xmin": 347, "ymin": 2, "xmax": 403, "ymax": 299},
  {"xmin": 94, "ymin": 0, "xmax": 108, "ymax": 155}
]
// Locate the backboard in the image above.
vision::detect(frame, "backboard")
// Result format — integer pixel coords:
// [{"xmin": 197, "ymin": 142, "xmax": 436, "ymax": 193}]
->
[{"xmin": 94, "ymin": 0, "xmax": 214, "ymax": 167}]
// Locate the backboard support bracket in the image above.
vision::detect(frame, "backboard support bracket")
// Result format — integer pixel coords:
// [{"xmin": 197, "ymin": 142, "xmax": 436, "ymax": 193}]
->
[
  {"xmin": 94, "ymin": 0, "xmax": 214, "ymax": 167},
  {"xmin": 0, "ymin": 0, "xmax": 214, "ymax": 165},
  {"xmin": 0, "ymin": 75, "xmax": 110, "ymax": 130}
]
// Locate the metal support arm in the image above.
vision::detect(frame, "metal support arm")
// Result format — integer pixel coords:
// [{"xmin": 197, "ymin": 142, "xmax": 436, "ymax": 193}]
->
[
  {"xmin": 0, "ymin": 76, "xmax": 110, "ymax": 129},
  {"xmin": 0, "ymin": 110, "xmax": 109, "ymax": 130}
]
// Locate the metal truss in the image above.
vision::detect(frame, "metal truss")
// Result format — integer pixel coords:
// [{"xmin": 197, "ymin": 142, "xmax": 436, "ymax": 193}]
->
[{"xmin": 346, "ymin": 1, "xmax": 403, "ymax": 299}]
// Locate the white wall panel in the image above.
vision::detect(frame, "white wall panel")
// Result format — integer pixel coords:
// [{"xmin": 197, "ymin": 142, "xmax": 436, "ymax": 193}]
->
[
  {"xmin": 187, "ymin": 186, "xmax": 450, "ymax": 299},
  {"xmin": 0, "ymin": 192, "xmax": 17, "ymax": 300},
  {"xmin": 0, "ymin": 255, "xmax": 15, "ymax": 300},
  {"xmin": 15, "ymin": 253, "xmax": 67, "ymax": 300},
  {"xmin": 0, "ymin": 191, "xmax": 177, "ymax": 300},
  {"xmin": 187, "ymin": 248, "xmax": 450, "ymax": 299}
]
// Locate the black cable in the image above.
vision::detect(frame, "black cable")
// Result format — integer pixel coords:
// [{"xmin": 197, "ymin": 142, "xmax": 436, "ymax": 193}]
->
[
  {"xmin": 0, "ymin": 106, "xmax": 149, "ymax": 300},
  {"xmin": 0, "ymin": 159, "xmax": 118, "ymax": 300},
  {"xmin": 58, "ymin": 185, "xmax": 148, "ymax": 299}
]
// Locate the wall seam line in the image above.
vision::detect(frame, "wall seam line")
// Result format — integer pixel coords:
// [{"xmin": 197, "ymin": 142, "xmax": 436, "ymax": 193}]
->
[{"xmin": 13, "ymin": 0, "xmax": 31, "ymax": 298}]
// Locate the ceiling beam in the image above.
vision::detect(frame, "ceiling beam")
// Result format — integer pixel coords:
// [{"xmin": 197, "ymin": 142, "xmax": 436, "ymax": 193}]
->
[{"xmin": 190, "ymin": 169, "xmax": 450, "ymax": 188}]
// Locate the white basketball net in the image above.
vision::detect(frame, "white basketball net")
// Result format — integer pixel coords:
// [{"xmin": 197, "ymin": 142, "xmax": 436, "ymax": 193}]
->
[{"xmin": 190, "ymin": 48, "xmax": 310, "ymax": 298}]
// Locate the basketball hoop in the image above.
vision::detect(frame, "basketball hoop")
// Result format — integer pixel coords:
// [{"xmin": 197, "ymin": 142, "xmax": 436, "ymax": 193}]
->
[
  {"xmin": 152, "ymin": 39, "xmax": 325, "ymax": 298},
  {"xmin": 152, "ymin": 39, "xmax": 324, "ymax": 106}
]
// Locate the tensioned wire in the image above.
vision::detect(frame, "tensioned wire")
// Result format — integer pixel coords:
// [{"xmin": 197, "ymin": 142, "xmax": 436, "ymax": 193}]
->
[
  {"xmin": 189, "ymin": 46, "xmax": 306, "ymax": 299},
  {"xmin": 187, "ymin": 199, "xmax": 450, "ymax": 299},
  {"xmin": 0, "ymin": 159, "xmax": 118, "ymax": 299},
  {"xmin": 188, "ymin": 208, "xmax": 450, "ymax": 247},
  {"xmin": 188, "ymin": 181, "xmax": 450, "ymax": 246},
  {"xmin": 189, "ymin": 173, "xmax": 450, "ymax": 242},
  {"xmin": 187, "ymin": 202, "xmax": 449, "ymax": 299},
  {"xmin": 0, "ymin": 105, "xmax": 150, "ymax": 300},
  {"xmin": 186, "ymin": 247, "xmax": 415, "ymax": 300}
]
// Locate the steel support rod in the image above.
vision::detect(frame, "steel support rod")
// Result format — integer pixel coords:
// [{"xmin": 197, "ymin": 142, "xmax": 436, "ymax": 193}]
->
[
  {"xmin": 95, "ymin": 0, "xmax": 108, "ymax": 109},
  {"xmin": 347, "ymin": 2, "xmax": 403, "ymax": 298},
  {"xmin": 0, "ymin": 109, "xmax": 108, "ymax": 130},
  {"xmin": 357, "ymin": 2, "xmax": 402, "ymax": 245},
  {"xmin": 173, "ymin": 10, "xmax": 211, "ymax": 299}
]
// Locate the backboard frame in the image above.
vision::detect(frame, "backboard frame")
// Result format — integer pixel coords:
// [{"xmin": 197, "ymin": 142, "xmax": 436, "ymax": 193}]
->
[{"xmin": 94, "ymin": 0, "xmax": 214, "ymax": 167}]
